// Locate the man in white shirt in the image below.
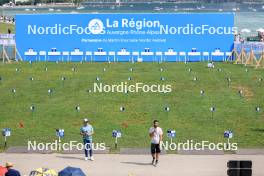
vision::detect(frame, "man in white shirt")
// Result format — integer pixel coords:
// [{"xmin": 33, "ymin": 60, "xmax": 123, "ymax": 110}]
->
[
  {"xmin": 149, "ymin": 120, "xmax": 163, "ymax": 166},
  {"xmin": 207, "ymin": 62, "xmax": 215, "ymax": 68},
  {"xmin": 80, "ymin": 118, "xmax": 94, "ymax": 161}
]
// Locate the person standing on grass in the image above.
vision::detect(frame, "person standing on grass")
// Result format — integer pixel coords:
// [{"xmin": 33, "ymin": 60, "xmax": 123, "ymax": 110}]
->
[
  {"xmin": 149, "ymin": 120, "xmax": 163, "ymax": 166},
  {"xmin": 80, "ymin": 118, "xmax": 94, "ymax": 161},
  {"xmin": 7, "ymin": 28, "xmax": 11, "ymax": 35}
]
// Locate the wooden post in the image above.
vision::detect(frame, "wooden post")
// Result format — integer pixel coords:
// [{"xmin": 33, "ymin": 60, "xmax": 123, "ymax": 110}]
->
[
  {"xmin": 245, "ymin": 49, "xmax": 257, "ymax": 66},
  {"xmin": 2, "ymin": 45, "xmax": 4, "ymax": 63},
  {"xmin": 228, "ymin": 48, "xmax": 239, "ymax": 63},
  {"xmin": 15, "ymin": 46, "xmax": 23, "ymax": 61},
  {"xmin": 256, "ymin": 51, "xmax": 264, "ymax": 68},
  {"xmin": 4, "ymin": 136, "xmax": 7, "ymax": 148}
]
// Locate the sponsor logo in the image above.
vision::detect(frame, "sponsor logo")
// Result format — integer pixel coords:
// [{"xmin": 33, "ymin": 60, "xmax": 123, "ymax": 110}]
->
[{"xmin": 88, "ymin": 19, "xmax": 104, "ymax": 34}]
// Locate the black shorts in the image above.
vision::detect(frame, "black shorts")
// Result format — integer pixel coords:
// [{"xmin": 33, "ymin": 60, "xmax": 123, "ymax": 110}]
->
[{"xmin": 151, "ymin": 143, "xmax": 161, "ymax": 154}]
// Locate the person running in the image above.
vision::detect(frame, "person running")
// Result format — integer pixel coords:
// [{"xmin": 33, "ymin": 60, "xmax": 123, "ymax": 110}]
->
[
  {"xmin": 149, "ymin": 120, "xmax": 163, "ymax": 166},
  {"xmin": 80, "ymin": 118, "xmax": 94, "ymax": 161}
]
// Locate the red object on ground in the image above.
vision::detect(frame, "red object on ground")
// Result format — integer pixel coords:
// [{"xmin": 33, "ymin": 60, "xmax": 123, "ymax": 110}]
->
[
  {"xmin": 0, "ymin": 166, "xmax": 8, "ymax": 176},
  {"xmin": 121, "ymin": 122, "xmax": 128, "ymax": 128},
  {"xmin": 19, "ymin": 121, "xmax": 24, "ymax": 128}
]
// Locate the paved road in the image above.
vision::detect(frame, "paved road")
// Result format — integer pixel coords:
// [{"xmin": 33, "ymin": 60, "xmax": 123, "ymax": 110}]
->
[{"xmin": 1, "ymin": 154, "xmax": 264, "ymax": 176}]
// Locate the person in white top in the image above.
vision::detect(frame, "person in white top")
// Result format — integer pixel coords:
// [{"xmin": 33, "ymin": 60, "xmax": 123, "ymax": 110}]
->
[
  {"xmin": 207, "ymin": 62, "xmax": 215, "ymax": 68},
  {"xmin": 149, "ymin": 120, "xmax": 163, "ymax": 166}
]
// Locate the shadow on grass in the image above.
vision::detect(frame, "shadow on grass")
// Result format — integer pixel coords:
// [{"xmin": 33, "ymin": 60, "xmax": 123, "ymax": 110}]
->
[
  {"xmin": 121, "ymin": 161, "xmax": 152, "ymax": 166},
  {"xmin": 251, "ymin": 128, "xmax": 264, "ymax": 132}
]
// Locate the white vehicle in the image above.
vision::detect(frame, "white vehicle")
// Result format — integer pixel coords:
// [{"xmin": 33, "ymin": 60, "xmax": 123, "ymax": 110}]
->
[
  {"xmin": 70, "ymin": 11, "xmax": 79, "ymax": 14},
  {"xmin": 154, "ymin": 7, "xmax": 163, "ymax": 11},
  {"xmin": 232, "ymin": 8, "xmax": 240, "ymax": 12},
  {"xmin": 76, "ymin": 6, "xmax": 85, "ymax": 10}
]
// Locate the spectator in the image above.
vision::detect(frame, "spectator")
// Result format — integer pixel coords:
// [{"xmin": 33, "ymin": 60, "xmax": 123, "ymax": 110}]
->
[
  {"xmin": 80, "ymin": 118, "xmax": 94, "ymax": 161},
  {"xmin": 207, "ymin": 62, "xmax": 215, "ymax": 68},
  {"xmin": 5, "ymin": 162, "xmax": 20, "ymax": 176},
  {"xmin": 7, "ymin": 28, "xmax": 11, "ymax": 35},
  {"xmin": 149, "ymin": 120, "xmax": 163, "ymax": 167}
]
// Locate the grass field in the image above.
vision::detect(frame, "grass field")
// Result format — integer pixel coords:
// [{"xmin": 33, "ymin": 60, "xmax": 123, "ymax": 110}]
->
[
  {"xmin": 0, "ymin": 22, "xmax": 15, "ymax": 34},
  {"xmin": 0, "ymin": 62, "xmax": 264, "ymax": 151}
]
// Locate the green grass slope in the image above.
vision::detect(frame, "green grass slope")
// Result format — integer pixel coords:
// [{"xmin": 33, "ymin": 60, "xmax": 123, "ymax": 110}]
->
[
  {"xmin": 0, "ymin": 23, "xmax": 15, "ymax": 34},
  {"xmin": 0, "ymin": 62, "xmax": 263, "ymax": 150}
]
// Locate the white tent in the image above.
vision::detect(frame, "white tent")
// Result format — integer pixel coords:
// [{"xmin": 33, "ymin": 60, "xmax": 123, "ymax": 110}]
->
[
  {"xmin": 256, "ymin": 28, "xmax": 264, "ymax": 33},
  {"xmin": 241, "ymin": 28, "xmax": 251, "ymax": 33}
]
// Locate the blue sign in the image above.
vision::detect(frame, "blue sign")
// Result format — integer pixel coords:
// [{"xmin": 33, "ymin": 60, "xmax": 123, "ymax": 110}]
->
[
  {"xmin": 2, "ymin": 128, "xmax": 11, "ymax": 137},
  {"xmin": 167, "ymin": 130, "xmax": 176, "ymax": 138},
  {"xmin": 16, "ymin": 13, "xmax": 234, "ymax": 62},
  {"xmin": 224, "ymin": 130, "xmax": 233, "ymax": 139},
  {"xmin": 56, "ymin": 129, "xmax": 64, "ymax": 138},
  {"xmin": 112, "ymin": 130, "xmax": 122, "ymax": 138}
]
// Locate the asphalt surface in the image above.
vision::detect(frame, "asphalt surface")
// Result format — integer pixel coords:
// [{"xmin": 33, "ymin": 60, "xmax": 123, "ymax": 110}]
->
[{"xmin": 1, "ymin": 154, "xmax": 264, "ymax": 176}]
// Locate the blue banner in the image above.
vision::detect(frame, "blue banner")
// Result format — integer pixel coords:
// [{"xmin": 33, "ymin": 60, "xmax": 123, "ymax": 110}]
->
[{"xmin": 16, "ymin": 13, "xmax": 235, "ymax": 62}]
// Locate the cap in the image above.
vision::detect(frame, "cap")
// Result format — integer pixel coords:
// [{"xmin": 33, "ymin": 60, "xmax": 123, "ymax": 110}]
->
[{"xmin": 83, "ymin": 118, "xmax": 89, "ymax": 122}]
